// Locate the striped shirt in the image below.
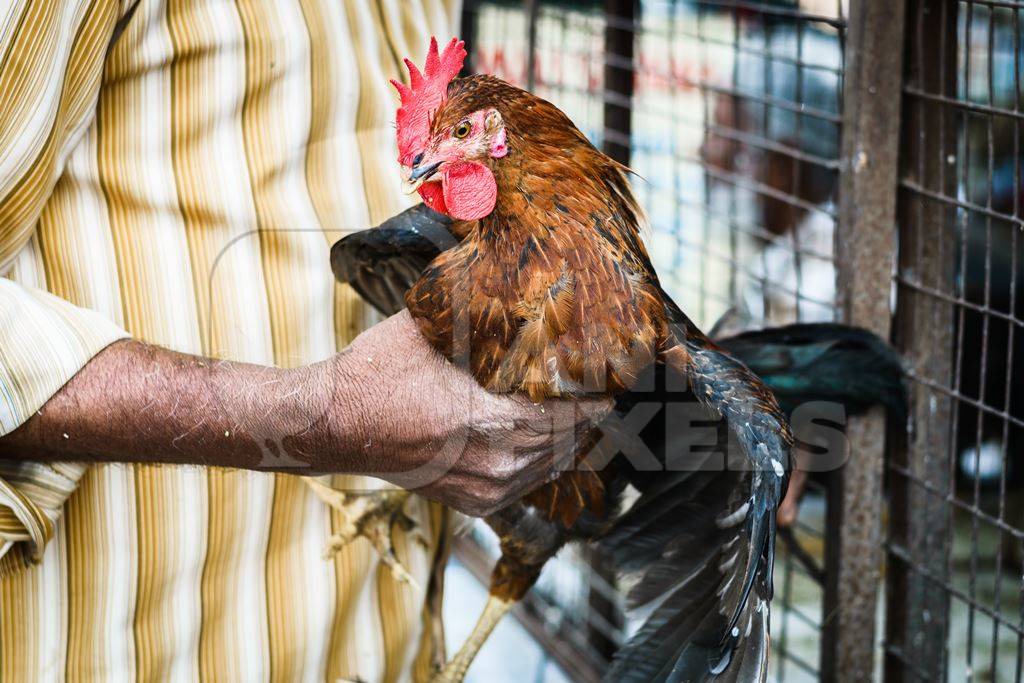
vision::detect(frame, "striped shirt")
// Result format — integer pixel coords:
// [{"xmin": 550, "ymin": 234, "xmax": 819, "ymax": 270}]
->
[{"xmin": 0, "ymin": 1, "xmax": 459, "ymax": 680}]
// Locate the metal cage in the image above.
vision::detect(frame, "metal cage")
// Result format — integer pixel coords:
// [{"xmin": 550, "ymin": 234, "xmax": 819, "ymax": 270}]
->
[
  {"xmin": 887, "ymin": 1, "xmax": 1024, "ymax": 681},
  {"xmin": 452, "ymin": 1, "xmax": 1024, "ymax": 681}
]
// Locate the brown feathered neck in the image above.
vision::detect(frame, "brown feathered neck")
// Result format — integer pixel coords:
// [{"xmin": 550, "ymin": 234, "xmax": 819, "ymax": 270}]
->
[{"xmin": 434, "ymin": 75, "xmax": 644, "ymax": 248}]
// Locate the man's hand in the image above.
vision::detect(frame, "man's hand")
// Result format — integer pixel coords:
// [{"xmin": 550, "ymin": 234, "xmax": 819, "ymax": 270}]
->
[
  {"xmin": 0, "ymin": 310, "xmax": 609, "ymax": 517},
  {"xmin": 328, "ymin": 310, "xmax": 610, "ymax": 516}
]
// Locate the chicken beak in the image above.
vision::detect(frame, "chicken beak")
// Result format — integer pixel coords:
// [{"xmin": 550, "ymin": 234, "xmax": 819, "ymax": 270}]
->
[
  {"xmin": 404, "ymin": 160, "xmax": 442, "ymax": 194},
  {"xmin": 409, "ymin": 160, "xmax": 442, "ymax": 181}
]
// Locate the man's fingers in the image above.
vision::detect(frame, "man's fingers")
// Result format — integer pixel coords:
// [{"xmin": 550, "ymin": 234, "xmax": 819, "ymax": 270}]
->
[
  {"xmin": 531, "ymin": 397, "xmax": 613, "ymax": 430},
  {"xmin": 571, "ymin": 397, "xmax": 614, "ymax": 423},
  {"xmin": 499, "ymin": 398, "xmax": 611, "ymax": 441},
  {"xmin": 499, "ymin": 392, "xmax": 610, "ymax": 420},
  {"xmin": 499, "ymin": 446, "xmax": 561, "ymax": 504}
]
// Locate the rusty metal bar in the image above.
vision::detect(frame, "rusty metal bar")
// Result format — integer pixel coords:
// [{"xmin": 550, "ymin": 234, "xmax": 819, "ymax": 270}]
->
[
  {"xmin": 823, "ymin": 0, "xmax": 908, "ymax": 679},
  {"xmin": 595, "ymin": 1, "xmax": 629, "ymax": 653},
  {"xmin": 460, "ymin": 0, "xmax": 479, "ymax": 76},
  {"xmin": 602, "ymin": 0, "xmax": 636, "ymax": 165},
  {"xmin": 884, "ymin": 0, "xmax": 959, "ymax": 679},
  {"xmin": 524, "ymin": 0, "xmax": 540, "ymax": 91},
  {"xmin": 590, "ymin": 1, "xmax": 636, "ymax": 660}
]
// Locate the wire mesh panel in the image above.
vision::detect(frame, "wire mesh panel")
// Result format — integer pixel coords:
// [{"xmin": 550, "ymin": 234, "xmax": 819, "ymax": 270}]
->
[
  {"xmin": 458, "ymin": 1, "xmax": 849, "ymax": 681},
  {"xmin": 625, "ymin": 9, "xmax": 848, "ymax": 678},
  {"xmin": 888, "ymin": 0, "xmax": 1024, "ymax": 680}
]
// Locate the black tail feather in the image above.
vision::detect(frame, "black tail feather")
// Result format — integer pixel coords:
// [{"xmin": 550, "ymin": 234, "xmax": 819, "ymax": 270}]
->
[
  {"xmin": 718, "ymin": 323, "xmax": 907, "ymax": 425},
  {"xmin": 602, "ymin": 295, "xmax": 791, "ymax": 683},
  {"xmin": 603, "ymin": 321, "xmax": 904, "ymax": 682}
]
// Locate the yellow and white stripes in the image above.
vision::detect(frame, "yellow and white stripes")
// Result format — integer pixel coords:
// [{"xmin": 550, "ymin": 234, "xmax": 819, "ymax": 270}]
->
[{"xmin": 0, "ymin": 0, "xmax": 460, "ymax": 680}]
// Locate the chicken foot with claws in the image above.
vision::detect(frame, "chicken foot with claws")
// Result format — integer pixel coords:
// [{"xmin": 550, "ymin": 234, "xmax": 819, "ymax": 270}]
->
[{"xmin": 304, "ymin": 477, "xmax": 428, "ymax": 588}]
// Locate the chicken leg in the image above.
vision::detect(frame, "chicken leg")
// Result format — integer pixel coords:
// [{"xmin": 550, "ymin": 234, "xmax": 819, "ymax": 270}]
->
[
  {"xmin": 430, "ymin": 503, "xmax": 565, "ymax": 683},
  {"xmin": 431, "ymin": 595, "xmax": 513, "ymax": 683},
  {"xmin": 304, "ymin": 477, "xmax": 427, "ymax": 587}
]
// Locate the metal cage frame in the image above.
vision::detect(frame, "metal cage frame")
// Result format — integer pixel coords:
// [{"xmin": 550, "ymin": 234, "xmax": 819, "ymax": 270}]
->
[{"xmin": 453, "ymin": 1, "xmax": 1024, "ymax": 681}]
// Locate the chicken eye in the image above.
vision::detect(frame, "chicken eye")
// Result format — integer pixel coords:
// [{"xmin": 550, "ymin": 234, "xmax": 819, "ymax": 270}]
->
[{"xmin": 453, "ymin": 121, "xmax": 471, "ymax": 139}]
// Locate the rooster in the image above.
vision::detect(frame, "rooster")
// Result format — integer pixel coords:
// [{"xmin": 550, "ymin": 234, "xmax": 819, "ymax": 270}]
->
[{"xmin": 318, "ymin": 38, "xmax": 905, "ymax": 683}]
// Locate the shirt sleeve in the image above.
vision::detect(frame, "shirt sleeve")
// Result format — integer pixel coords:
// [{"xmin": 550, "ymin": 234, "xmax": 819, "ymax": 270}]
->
[{"xmin": 0, "ymin": 0, "xmax": 132, "ymax": 576}]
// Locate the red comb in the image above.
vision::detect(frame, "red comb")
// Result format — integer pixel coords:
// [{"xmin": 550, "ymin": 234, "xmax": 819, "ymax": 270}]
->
[{"xmin": 391, "ymin": 37, "xmax": 467, "ymax": 167}]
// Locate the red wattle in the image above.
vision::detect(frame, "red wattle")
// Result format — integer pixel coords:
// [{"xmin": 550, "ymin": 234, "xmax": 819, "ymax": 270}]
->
[
  {"xmin": 441, "ymin": 162, "xmax": 497, "ymax": 221},
  {"xmin": 417, "ymin": 182, "xmax": 448, "ymax": 214}
]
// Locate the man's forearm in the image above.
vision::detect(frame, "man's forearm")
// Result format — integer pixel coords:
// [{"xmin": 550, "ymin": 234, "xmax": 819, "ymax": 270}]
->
[
  {"xmin": 0, "ymin": 339, "xmax": 351, "ymax": 472},
  {"xmin": 0, "ymin": 310, "xmax": 610, "ymax": 514}
]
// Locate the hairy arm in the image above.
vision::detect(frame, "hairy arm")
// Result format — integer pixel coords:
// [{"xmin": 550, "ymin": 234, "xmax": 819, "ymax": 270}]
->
[
  {"xmin": 0, "ymin": 311, "xmax": 607, "ymax": 516},
  {"xmin": 0, "ymin": 337, "xmax": 331, "ymax": 471}
]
